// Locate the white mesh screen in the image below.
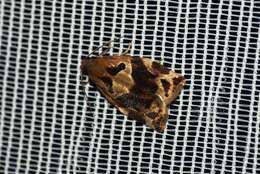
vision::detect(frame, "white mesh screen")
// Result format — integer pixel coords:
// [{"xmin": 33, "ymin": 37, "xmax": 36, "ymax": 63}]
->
[{"xmin": 0, "ymin": 0, "xmax": 259, "ymax": 173}]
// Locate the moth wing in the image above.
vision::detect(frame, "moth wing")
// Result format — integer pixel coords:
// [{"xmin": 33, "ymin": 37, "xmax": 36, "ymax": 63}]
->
[
  {"xmin": 141, "ymin": 58, "xmax": 186, "ymax": 105},
  {"xmin": 81, "ymin": 55, "xmax": 185, "ymax": 132},
  {"xmin": 81, "ymin": 55, "xmax": 134, "ymax": 98},
  {"xmin": 112, "ymin": 92, "xmax": 169, "ymax": 132}
]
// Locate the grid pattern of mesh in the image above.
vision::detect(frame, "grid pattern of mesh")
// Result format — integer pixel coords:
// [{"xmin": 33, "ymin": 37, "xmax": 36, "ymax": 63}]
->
[{"xmin": 0, "ymin": 0, "xmax": 260, "ymax": 173}]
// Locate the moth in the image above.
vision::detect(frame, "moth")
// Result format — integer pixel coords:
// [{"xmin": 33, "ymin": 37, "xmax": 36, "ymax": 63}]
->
[{"xmin": 81, "ymin": 39, "xmax": 185, "ymax": 132}]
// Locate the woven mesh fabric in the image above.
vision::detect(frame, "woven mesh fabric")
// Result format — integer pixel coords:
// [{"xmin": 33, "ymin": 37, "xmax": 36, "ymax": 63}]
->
[{"xmin": 0, "ymin": 0, "xmax": 259, "ymax": 173}]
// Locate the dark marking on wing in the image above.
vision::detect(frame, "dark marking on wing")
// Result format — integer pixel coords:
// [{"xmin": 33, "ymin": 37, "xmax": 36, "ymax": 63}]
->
[
  {"xmin": 161, "ymin": 79, "xmax": 170, "ymax": 97},
  {"xmin": 130, "ymin": 57, "xmax": 158, "ymax": 94},
  {"xmin": 130, "ymin": 82, "xmax": 158, "ymax": 95},
  {"xmin": 116, "ymin": 93, "xmax": 153, "ymax": 110},
  {"xmin": 173, "ymin": 76, "xmax": 184, "ymax": 86},
  {"xmin": 131, "ymin": 57, "xmax": 157, "ymax": 79},
  {"xmin": 99, "ymin": 76, "xmax": 113, "ymax": 93},
  {"xmin": 128, "ymin": 110, "xmax": 145, "ymax": 124},
  {"xmin": 147, "ymin": 112, "xmax": 158, "ymax": 119},
  {"xmin": 106, "ymin": 63, "xmax": 126, "ymax": 76},
  {"xmin": 152, "ymin": 61, "xmax": 170, "ymax": 74}
]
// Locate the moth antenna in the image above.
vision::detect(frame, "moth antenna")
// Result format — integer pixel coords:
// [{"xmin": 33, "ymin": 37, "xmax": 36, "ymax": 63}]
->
[
  {"xmin": 85, "ymin": 37, "xmax": 123, "ymax": 59},
  {"xmin": 121, "ymin": 42, "xmax": 132, "ymax": 55},
  {"xmin": 100, "ymin": 42, "xmax": 112, "ymax": 56}
]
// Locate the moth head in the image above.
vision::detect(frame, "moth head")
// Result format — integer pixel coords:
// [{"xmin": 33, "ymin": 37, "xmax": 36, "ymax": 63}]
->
[{"xmin": 80, "ymin": 58, "xmax": 93, "ymax": 75}]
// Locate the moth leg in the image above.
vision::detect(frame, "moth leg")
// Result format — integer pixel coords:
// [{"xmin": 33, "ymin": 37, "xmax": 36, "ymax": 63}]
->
[
  {"xmin": 80, "ymin": 75, "xmax": 89, "ymax": 87},
  {"xmin": 80, "ymin": 79, "xmax": 89, "ymax": 87},
  {"xmin": 121, "ymin": 42, "xmax": 132, "ymax": 55},
  {"xmin": 80, "ymin": 75, "xmax": 90, "ymax": 100}
]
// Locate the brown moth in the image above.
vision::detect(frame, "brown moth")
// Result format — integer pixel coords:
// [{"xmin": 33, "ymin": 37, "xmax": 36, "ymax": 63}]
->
[{"xmin": 81, "ymin": 40, "xmax": 185, "ymax": 132}]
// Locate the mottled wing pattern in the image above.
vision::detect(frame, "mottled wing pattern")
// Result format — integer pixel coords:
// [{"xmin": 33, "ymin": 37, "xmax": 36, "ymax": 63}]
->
[{"xmin": 81, "ymin": 55, "xmax": 185, "ymax": 132}]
